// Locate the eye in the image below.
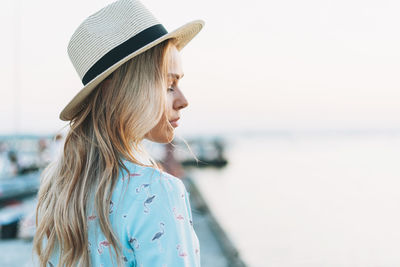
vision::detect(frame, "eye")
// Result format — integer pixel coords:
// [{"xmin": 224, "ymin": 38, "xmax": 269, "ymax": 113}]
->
[{"xmin": 167, "ymin": 83, "xmax": 176, "ymax": 92}]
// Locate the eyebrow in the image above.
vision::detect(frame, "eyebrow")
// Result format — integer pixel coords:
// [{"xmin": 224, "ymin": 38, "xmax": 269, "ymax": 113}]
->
[{"xmin": 168, "ymin": 73, "xmax": 184, "ymax": 80}]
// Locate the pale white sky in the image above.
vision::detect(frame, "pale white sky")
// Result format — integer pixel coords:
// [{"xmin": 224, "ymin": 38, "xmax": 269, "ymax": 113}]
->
[{"xmin": 1, "ymin": 0, "xmax": 400, "ymax": 135}]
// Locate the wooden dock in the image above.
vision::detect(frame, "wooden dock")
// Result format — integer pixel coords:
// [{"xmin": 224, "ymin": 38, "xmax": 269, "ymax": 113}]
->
[{"xmin": 183, "ymin": 176, "xmax": 247, "ymax": 267}]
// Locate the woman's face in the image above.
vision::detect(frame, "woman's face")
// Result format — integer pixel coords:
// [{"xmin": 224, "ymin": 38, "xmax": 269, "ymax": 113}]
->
[{"xmin": 145, "ymin": 45, "xmax": 188, "ymax": 143}]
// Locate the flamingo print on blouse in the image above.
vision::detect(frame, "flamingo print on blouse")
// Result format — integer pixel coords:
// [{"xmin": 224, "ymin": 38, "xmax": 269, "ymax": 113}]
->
[
  {"xmin": 151, "ymin": 222, "xmax": 165, "ymax": 252},
  {"xmin": 176, "ymin": 244, "xmax": 188, "ymax": 257},
  {"xmin": 122, "ymin": 172, "xmax": 141, "ymax": 181},
  {"xmin": 128, "ymin": 237, "xmax": 140, "ymax": 249},
  {"xmin": 143, "ymin": 194, "xmax": 156, "ymax": 213},
  {"xmin": 135, "ymin": 183, "xmax": 156, "ymax": 213},
  {"xmin": 97, "ymin": 240, "xmax": 111, "ymax": 255},
  {"xmin": 135, "ymin": 183, "xmax": 150, "ymax": 194},
  {"xmin": 88, "ymin": 215, "xmax": 97, "ymax": 221},
  {"xmin": 173, "ymin": 207, "xmax": 184, "ymax": 220}
]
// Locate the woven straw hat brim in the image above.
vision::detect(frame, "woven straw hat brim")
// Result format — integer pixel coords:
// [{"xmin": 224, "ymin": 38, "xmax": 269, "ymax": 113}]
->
[{"xmin": 60, "ymin": 20, "xmax": 204, "ymax": 121}]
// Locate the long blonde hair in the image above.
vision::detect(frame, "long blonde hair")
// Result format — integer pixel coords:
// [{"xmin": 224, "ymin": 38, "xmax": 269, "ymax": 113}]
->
[{"xmin": 34, "ymin": 39, "xmax": 176, "ymax": 267}]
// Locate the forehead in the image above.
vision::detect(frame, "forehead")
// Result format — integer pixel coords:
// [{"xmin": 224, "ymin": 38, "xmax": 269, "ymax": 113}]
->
[{"xmin": 167, "ymin": 45, "xmax": 183, "ymax": 77}]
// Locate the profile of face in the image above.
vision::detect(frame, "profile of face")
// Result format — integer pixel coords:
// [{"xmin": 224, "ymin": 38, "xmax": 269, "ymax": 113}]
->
[{"xmin": 145, "ymin": 45, "xmax": 188, "ymax": 143}]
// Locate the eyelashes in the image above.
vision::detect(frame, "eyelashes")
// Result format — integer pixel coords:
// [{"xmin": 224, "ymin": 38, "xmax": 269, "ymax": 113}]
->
[
  {"xmin": 167, "ymin": 81, "xmax": 178, "ymax": 92},
  {"xmin": 167, "ymin": 78, "xmax": 182, "ymax": 92}
]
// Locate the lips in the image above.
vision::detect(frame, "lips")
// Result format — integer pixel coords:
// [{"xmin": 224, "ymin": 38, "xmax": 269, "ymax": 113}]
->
[{"xmin": 169, "ymin": 117, "xmax": 180, "ymax": 128}]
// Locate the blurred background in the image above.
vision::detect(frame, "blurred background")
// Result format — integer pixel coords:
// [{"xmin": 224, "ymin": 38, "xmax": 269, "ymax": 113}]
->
[{"xmin": 1, "ymin": 0, "xmax": 400, "ymax": 266}]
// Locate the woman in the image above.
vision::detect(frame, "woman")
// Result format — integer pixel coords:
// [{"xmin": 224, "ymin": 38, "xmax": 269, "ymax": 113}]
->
[{"xmin": 33, "ymin": 0, "xmax": 204, "ymax": 266}]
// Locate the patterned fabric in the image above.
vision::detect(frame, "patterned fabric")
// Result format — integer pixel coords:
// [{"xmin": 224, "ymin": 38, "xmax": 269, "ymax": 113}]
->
[{"xmin": 49, "ymin": 160, "xmax": 200, "ymax": 267}]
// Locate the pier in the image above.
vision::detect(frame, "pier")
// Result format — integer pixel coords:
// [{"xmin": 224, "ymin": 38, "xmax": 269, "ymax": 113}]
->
[{"xmin": 184, "ymin": 176, "xmax": 247, "ymax": 267}]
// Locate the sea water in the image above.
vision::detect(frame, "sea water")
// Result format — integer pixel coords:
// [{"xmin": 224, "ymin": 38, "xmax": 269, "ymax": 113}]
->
[{"xmin": 189, "ymin": 132, "xmax": 400, "ymax": 267}]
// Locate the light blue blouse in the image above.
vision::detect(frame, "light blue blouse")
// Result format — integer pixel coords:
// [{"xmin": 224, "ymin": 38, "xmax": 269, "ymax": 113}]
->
[{"xmin": 49, "ymin": 160, "xmax": 200, "ymax": 267}]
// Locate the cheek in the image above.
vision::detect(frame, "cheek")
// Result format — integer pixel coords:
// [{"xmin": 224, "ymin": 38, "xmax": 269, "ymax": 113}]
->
[
  {"xmin": 159, "ymin": 115, "xmax": 174, "ymax": 142},
  {"xmin": 166, "ymin": 93, "xmax": 174, "ymax": 114},
  {"xmin": 146, "ymin": 112, "xmax": 174, "ymax": 143}
]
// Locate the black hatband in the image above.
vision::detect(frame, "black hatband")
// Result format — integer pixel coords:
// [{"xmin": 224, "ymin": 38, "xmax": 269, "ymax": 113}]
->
[{"xmin": 82, "ymin": 24, "xmax": 168, "ymax": 85}]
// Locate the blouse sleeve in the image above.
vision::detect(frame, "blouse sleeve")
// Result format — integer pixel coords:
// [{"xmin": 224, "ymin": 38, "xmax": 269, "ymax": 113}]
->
[{"xmin": 126, "ymin": 172, "xmax": 201, "ymax": 267}]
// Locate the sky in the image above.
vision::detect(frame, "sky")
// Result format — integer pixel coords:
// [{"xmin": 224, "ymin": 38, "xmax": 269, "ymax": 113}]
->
[{"xmin": 1, "ymin": 0, "xmax": 400, "ymax": 136}]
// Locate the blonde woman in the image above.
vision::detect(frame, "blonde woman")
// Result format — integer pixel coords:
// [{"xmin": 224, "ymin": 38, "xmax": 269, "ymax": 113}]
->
[{"xmin": 33, "ymin": 0, "xmax": 204, "ymax": 266}]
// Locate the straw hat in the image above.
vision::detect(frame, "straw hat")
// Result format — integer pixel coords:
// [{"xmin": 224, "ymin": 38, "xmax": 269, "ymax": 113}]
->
[{"xmin": 60, "ymin": 0, "xmax": 204, "ymax": 121}]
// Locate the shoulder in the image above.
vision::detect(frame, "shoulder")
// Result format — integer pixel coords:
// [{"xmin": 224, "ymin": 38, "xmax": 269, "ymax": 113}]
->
[
  {"xmin": 114, "ymin": 160, "xmax": 190, "ymax": 224},
  {"xmin": 117, "ymin": 159, "xmax": 188, "ymax": 201},
  {"xmin": 109, "ymin": 160, "xmax": 189, "ymax": 230}
]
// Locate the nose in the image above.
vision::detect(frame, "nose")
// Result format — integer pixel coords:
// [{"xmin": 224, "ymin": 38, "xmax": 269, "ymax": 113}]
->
[{"xmin": 173, "ymin": 89, "xmax": 189, "ymax": 110}]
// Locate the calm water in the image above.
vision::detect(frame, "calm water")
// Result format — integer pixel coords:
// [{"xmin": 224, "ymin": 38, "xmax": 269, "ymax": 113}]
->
[{"xmin": 189, "ymin": 133, "xmax": 400, "ymax": 267}]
